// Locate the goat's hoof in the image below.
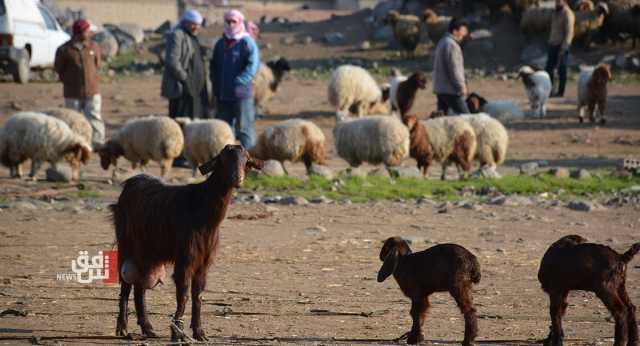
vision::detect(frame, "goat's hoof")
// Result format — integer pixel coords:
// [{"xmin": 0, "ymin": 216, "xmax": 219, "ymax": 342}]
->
[
  {"xmin": 115, "ymin": 325, "xmax": 128, "ymax": 337},
  {"xmin": 406, "ymin": 332, "xmax": 424, "ymax": 345},
  {"xmin": 193, "ymin": 328, "xmax": 208, "ymax": 341},
  {"xmin": 141, "ymin": 325, "xmax": 159, "ymax": 339}
]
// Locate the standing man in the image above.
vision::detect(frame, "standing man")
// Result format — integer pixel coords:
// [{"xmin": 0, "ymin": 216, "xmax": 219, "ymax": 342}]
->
[
  {"xmin": 546, "ymin": 0, "xmax": 574, "ymax": 98},
  {"xmin": 210, "ymin": 10, "xmax": 259, "ymax": 149},
  {"xmin": 54, "ymin": 19, "xmax": 104, "ymax": 148},
  {"xmin": 432, "ymin": 18, "xmax": 470, "ymax": 115},
  {"xmin": 161, "ymin": 9, "xmax": 208, "ymax": 120}
]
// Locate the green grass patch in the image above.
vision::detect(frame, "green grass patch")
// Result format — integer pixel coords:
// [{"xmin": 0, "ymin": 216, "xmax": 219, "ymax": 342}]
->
[
  {"xmin": 105, "ymin": 51, "xmax": 138, "ymax": 70},
  {"xmin": 240, "ymin": 173, "xmax": 640, "ymax": 202},
  {"xmin": 74, "ymin": 189, "xmax": 102, "ymax": 199}
]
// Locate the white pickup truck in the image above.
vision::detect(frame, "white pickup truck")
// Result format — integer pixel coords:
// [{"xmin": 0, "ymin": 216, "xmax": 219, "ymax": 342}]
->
[{"xmin": 0, "ymin": 0, "xmax": 70, "ymax": 83}]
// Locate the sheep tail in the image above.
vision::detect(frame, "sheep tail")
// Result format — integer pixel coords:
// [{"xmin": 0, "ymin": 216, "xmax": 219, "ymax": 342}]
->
[
  {"xmin": 622, "ymin": 243, "xmax": 640, "ymax": 264},
  {"xmin": 469, "ymin": 255, "xmax": 481, "ymax": 284}
]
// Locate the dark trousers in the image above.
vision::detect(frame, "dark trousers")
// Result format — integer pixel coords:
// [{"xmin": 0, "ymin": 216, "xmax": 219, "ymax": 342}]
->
[
  {"xmin": 436, "ymin": 94, "xmax": 470, "ymax": 115},
  {"xmin": 168, "ymin": 88, "xmax": 208, "ymax": 119},
  {"xmin": 545, "ymin": 45, "xmax": 569, "ymax": 96}
]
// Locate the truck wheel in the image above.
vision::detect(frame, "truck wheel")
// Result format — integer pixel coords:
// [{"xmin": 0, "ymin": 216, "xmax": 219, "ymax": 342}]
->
[{"xmin": 12, "ymin": 51, "xmax": 30, "ymax": 84}]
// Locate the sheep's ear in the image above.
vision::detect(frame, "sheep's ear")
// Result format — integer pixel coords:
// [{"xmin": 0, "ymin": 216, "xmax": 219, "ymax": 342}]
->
[{"xmin": 377, "ymin": 250, "xmax": 398, "ymax": 282}]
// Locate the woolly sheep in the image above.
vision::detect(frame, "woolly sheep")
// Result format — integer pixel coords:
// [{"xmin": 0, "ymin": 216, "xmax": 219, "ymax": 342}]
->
[
  {"xmin": 422, "ymin": 9, "xmax": 451, "ymax": 45},
  {"xmin": 253, "ymin": 58, "xmax": 291, "ymax": 113},
  {"xmin": 42, "ymin": 107, "xmax": 93, "ymax": 148},
  {"xmin": 333, "ymin": 114, "xmax": 409, "ymax": 167},
  {"xmin": 518, "ymin": 66, "xmax": 552, "ymax": 118},
  {"xmin": 175, "ymin": 118, "xmax": 236, "ymax": 177},
  {"xmin": 421, "ymin": 115, "xmax": 477, "ymax": 179},
  {"xmin": 384, "ymin": 10, "xmax": 422, "ymax": 57},
  {"xmin": 458, "ymin": 113, "xmax": 509, "ymax": 176},
  {"xmin": 96, "ymin": 116, "xmax": 184, "ymax": 179},
  {"xmin": 249, "ymin": 118, "xmax": 326, "ymax": 174},
  {"xmin": 328, "ymin": 65, "xmax": 390, "ymax": 118},
  {"xmin": 0, "ymin": 112, "xmax": 91, "ymax": 180},
  {"xmin": 466, "ymin": 93, "xmax": 526, "ymax": 122}
]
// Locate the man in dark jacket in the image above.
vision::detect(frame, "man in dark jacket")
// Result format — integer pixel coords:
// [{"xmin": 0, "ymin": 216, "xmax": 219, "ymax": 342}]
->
[
  {"xmin": 432, "ymin": 18, "xmax": 470, "ymax": 115},
  {"xmin": 210, "ymin": 10, "xmax": 259, "ymax": 149},
  {"xmin": 54, "ymin": 19, "xmax": 104, "ymax": 148},
  {"xmin": 161, "ymin": 10, "xmax": 207, "ymax": 119}
]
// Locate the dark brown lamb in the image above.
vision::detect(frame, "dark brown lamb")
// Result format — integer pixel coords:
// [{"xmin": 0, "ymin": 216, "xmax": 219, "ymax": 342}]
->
[
  {"xmin": 112, "ymin": 145, "xmax": 263, "ymax": 342},
  {"xmin": 378, "ymin": 237, "xmax": 481, "ymax": 345},
  {"xmin": 538, "ymin": 234, "xmax": 640, "ymax": 346},
  {"xmin": 395, "ymin": 72, "xmax": 428, "ymax": 117}
]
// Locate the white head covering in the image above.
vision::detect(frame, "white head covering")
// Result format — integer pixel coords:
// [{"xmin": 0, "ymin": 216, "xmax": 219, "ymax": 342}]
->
[{"xmin": 181, "ymin": 9, "xmax": 203, "ymax": 25}]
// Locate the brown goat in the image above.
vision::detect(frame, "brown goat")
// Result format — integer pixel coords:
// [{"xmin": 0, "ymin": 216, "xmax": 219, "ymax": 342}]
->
[
  {"xmin": 112, "ymin": 145, "xmax": 263, "ymax": 342},
  {"xmin": 465, "ymin": 92, "xmax": 488, "ymax": 114},
  {"xmin": 579, "ymin": 64, "xmax": 612, "ymax": 124},
  {"xmin": 402, "ymin": 114, "xmax": 433, "ymax": 176},
  {"xmin": 395, "ymin": 72, "xmax": 428, "ymax": 117},
  {"xmin": 378, "ymin": 237, "xmax": 481, "ymax": 345},
  {"xmin": 538, "ymin": 235, "xmax": 640, "ymax": 346}
]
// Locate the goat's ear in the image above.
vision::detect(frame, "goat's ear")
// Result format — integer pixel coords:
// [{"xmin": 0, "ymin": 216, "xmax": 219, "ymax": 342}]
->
[
  {"xmin": 377, "ymin": 250, "xmax": 398, "ymax": 282},
  {"xmin": 198, "ymin": 156, "xmax": 218, "ymax": 176}
]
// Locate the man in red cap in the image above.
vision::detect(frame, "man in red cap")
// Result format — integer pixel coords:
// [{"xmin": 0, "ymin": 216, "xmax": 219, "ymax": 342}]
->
[{"xmin": 54, "ymin": 19, "xmax": 104, "ymax": 148}]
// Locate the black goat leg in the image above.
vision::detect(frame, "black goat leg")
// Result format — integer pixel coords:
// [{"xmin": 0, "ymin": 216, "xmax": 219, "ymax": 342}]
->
[
  {"xmin": 407, "ymin": 297, "xmax": 429, "ymax": 344},
  {"xmin": 134, "ymin": 285, "xmax": 157, "ymax": 338},
  {"xmin": 115, "ymin": 281, "xmax": 131, "ymax": 337},
  {"xmin": 191, "ymin": 267, "xmax": 209, "ymax": 341},
  {"xmin": 171, "ymin": 265, "xmax": 190, "ymax": 342}
]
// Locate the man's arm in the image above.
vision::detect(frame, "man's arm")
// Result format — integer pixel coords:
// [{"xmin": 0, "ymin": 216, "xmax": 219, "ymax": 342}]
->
[
  {"xmin": 562, "ymin": 10, "xmax": 575, "ymax": 50},
  {"xmin": 234, "ymin": 38, "xmax": 259, "ymax": 86},
  {"xmin": 54, "ymin": 46, "xmax": 65, "ymax": 81},
  {"xmin": 447, "ymin": 43, "xmax": 466, "ymax": 96},
  {"xmin": 165, "ymin": 31, "xmax": 188, "ymax": 82}
]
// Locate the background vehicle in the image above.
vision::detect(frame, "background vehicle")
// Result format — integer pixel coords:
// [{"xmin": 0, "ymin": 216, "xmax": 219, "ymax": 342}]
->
[{"xmin": 0, "ymin": 0, "xmax": 70, "ymax": 83}]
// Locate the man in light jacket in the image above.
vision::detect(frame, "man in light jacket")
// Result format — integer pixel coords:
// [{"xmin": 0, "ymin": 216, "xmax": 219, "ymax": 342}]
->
[
  {"xmin": 161, "ymin": 10, "xmax": 208, "ymax": 119},
  {"xmin": 545, "ymin": 0, "xmax": 574, "ymax": 97},
  {"xmin": 432, "ymin": 18, "xmax": 470, "ymax": 115},
  {"xmin": 210, "ymin": 10, "xmax": 260, "ymax": 149}
]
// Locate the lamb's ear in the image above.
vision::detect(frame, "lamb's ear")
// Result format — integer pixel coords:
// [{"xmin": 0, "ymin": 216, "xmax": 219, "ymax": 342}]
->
[{"xmin": 377, "ymin": 250, "xmax": 398, "ymax": 282}]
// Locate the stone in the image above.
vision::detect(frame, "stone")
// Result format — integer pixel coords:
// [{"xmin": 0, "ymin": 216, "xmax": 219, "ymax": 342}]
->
[
  {"xmin": 302, "ymin": 36, "xmax": 313, "ymax": 45},
  {"xmin": 117, "ymin": 23, "xmax": 145, "ymax": 44},
  {"xmin": 470, "ymin": 29, "xmax": 493, "ymax": 40},
  {"xmin": 567, "ymin": 200, "xmax": 598, "ymax": 212},
  {"xmin": 519, "ymin": 162, "xmax": 539, "ymax": 175},
  {"xmin": 310, "ymin": 196, "xmax": 332, "ymax": 204},
  {"xmin": 92, "ymin": 30, "xmax": 119, "ymax": 59},
  {"xmin": 488, "ymin": 196, "xmax": 507, "ymax": 205},
  {"xmin": 308, "ymin": 164, "xmax": 334, "ymax": 180},
  {"xmin": 304, "ymin": 225, "xmax": 327, "ymax": 236},
  {"xmin": 571, "ymin": 169, "xmax": 591, "ymax": 180},
  {"xmin": 46, "ymin": 167, "xmax": 72, "ymax": 182},
  {"xmin": 280, "ymin": 196, "xmax": 309, "ymax": 206},
  {"xmin": 372, "ymin": 26, "xmax": 394, "ymax": 42},
  {"xmin": 281, "ymin": 36, "xmax": 296, "ymax": 45},
  {"xmin": 360, "ymin": 41, "xmax": 371, "ymax": 50},
  {"xmin": 368, "ymin": 167, "xmax": 390, "ymax": 178},
  {"xmin": 504, "ymin": 196, "xmax": 534, "ymax": 206},
  {"xmin": 549, "ymin": 167, "xmax": 570, "ymax": 178},
  {"xmin": 437, "ymin": 202, "xmax": 451, "ymax": 213},
  {"xmin": 12, "ymin": 201, "xmax": 37, "ymax": 210},
  {"xmin": 344, "ymin": 167, "xmax": 367, "ymax": 178},
  {"xmin": 260, "ymin": 160, "xmax": 286, "ymax": 177},
  {"xmin": 324, "ymin": 32, "xmax": 345, "ymax": 45},
  {"xmin": 388, "ymin": 166, "xmax": 422, "ymax": 178},
  {"xmin": 263, "ymin": 196, "xmax": 283, "ymax": 204}
]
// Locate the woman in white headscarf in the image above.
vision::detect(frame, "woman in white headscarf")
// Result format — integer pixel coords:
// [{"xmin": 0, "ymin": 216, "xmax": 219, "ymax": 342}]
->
[{"xmin": 209, "ymin": 10, "xmax": 260, "ymax": 149}]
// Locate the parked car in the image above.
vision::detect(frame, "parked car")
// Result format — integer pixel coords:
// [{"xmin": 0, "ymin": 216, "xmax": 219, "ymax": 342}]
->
[{"xmin": 0, "ymin": 0, "xmax": 70, "ymax": 83}]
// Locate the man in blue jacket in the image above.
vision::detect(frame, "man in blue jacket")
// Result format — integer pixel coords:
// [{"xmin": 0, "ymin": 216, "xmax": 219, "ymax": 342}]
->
[{"xmin": 210, "ymin": 10, "xmax": 260, "ymax": 149}]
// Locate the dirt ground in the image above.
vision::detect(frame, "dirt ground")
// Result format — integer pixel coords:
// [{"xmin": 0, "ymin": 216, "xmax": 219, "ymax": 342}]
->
[{"xmin": 2, "ymin": 3, "xmax": 640, "ymax": 343}]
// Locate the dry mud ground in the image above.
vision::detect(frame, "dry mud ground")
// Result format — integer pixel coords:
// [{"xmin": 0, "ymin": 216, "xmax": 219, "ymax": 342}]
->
[{"xmin": 0, "ymin": 75, "xmax": 639, "ymax": 345}]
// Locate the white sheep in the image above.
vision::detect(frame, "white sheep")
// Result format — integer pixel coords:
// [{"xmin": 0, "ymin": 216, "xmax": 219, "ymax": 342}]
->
[
  {"xmin": 333, "ymin": 114, "xmax": 409, "ymax": 168},
  {"xmin": 328, "ymin": 65, "xmax": 390, "ymax": 118},
  {"xmin": 458, "ymin": 113, "xmax": 509, "ymax": 177},
  {"xmin": 42, "ymin": 107, "xmax": 93, "ymax": 148},
  {"xmin": 518, "ymin": 66, "xmax": 552, "ymax": 118},
  {"xmin": 175, "ymin": 118, "xmax": 236, "ymax": 177},
  {"xmin": 253, "ymin": 58, "xmax": 291, "ymax": 113},
  {"xmin": 0, "ymin": 112, "xmax": 91, "ymax": 180},
  {"xmin": 250, "ymin": 118, "xmax": 326, "ymax": 174},
  {"xmin": 421, "ymin": 115, "xmax": 477, "ymax": 179},
  {"xmin": 96, "ymin": 116, "xmax": 184, "ymax": 179},
  {"xmin": 466, "ymin": 93, "xmax": 526, "ymax": 122}
]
